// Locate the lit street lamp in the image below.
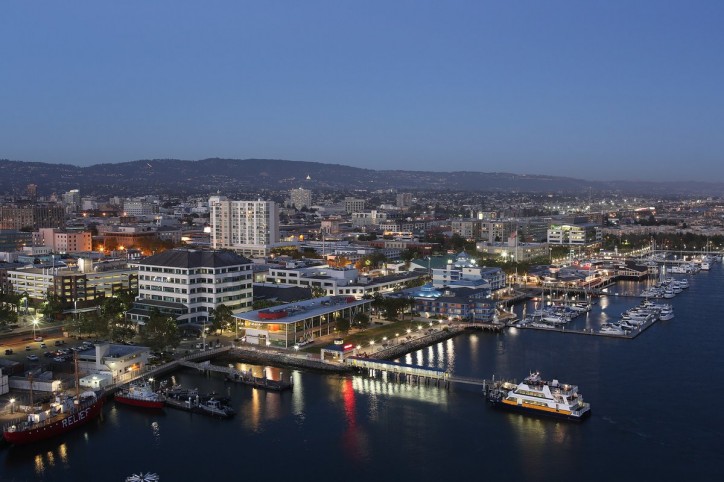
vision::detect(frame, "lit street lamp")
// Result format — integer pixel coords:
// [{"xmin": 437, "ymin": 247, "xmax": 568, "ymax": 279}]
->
[
  {"xmin": 32, "ymin": 319, "xmax": 39, "ymax": 339},
  {"xmin": 10, "ymin": 398, "xmax": 15, "ymax": 414}
]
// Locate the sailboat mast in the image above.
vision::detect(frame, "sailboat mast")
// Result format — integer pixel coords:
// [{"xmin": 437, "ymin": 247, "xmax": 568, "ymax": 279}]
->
[
  {"xmin": 74, "ymin": 352, "xmax": 80, "ymax": 397},
  {"xmin": 29, "ymin": 373, "xmax": 34, "ymax": 407}
]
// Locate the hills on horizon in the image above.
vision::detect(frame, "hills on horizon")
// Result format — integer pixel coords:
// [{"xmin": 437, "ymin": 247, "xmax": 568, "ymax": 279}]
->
[{"xmin": 1, "ymin": 157, "xmax": 721, "ymax": 197}]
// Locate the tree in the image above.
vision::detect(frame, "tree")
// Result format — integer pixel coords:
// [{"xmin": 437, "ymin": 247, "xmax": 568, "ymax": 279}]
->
[
  {"xmin": 42, "ymin": 291, "xmax": 67, "ymax": 320},
  {"xmin": 209, "ymin": 304, "xmax": 234, "ymax": 334},
  {"xmin": 353, "ymin": 312, "xmax": 369, "ymax": 328},
  {"xmin": 371, "ymin": 294, "xmax": 385, "ymax": 316},
  {"xmin": 336, "ymin": 316, "xmax": 351, "ymax": 333},
  {"xmin": 112, "ymin": 317, "xmax": 137, "ymax": 343},
  {"xmin": 140, "ymin": 309, "xmax": 180, "ymax": 352}
]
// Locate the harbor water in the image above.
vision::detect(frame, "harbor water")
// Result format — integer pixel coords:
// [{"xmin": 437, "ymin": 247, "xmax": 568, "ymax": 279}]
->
[{"xmin": 2, "ymin": 265, "xmax": 723, "ymax": 481}]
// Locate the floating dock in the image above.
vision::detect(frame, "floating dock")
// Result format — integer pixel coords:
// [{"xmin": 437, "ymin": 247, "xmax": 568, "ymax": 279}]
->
[{"xmin": 178, "ymin": 360, "xmax": 293, "ymax": 391}]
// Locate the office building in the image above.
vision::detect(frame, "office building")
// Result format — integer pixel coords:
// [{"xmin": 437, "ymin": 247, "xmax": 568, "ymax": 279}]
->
[
  {"xmin": 0, "ymin": 204, "xmax": 65, "ymax": 230},
  {"xmin": 344, "ymin": 197, "xmax": 365, "ymax": 214},
  {"xmin": 35, "ymin": 228, "xmax": 92, "ymax": 253},
  {"xmin": 129, "ymin": 249, "xmax": 253, "ymax": 325}
]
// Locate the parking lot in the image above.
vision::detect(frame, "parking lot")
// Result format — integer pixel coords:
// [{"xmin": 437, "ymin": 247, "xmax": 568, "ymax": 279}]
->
[{"xmin": 0, "ymin": 332, "xmax": 92, "ymax": 367}]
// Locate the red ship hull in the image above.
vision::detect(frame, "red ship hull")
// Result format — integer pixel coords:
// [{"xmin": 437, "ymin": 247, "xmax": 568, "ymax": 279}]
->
[
  {"xmin": 114, "ymin": 395, "xmax": 165, "ymax": 409},
  {"xmin": 2, "ymin": 396, "xmax": 105, "ymax": 445}
]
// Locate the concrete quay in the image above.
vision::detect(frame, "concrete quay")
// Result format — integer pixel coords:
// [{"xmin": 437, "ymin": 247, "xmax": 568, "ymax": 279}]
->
[{"xmin": 371, "ymin": 326, "xmax": 465, "ymax": 361}]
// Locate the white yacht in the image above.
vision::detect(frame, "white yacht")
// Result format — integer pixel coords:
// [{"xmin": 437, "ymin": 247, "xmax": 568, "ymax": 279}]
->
[
  {"xmin": 658, "ymin": 307, "xmax": 674, "ymax": 321},
  {"xmin": 600, "ymin": 323, "xmax": 625, "ymax": 335}
]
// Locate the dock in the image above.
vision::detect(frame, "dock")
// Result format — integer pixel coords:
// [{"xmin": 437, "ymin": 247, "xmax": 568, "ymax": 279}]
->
[
  {"xmin": 345, "ymin": 356, "xmax": 490, "ymax": 389},
  {"xmin": 105, "ymin": 346, "xmax": 232, "ymax": 395},
  {"xmin": 345, "ymin": 356, "xmax": 450, "ymax": 387},
  {"xmin": 178, "ymin": 360, "xmax": 292, "ymax": 391},
  {"xmin": 514, "ymin": 313, "xmax": 660, "ymax": 339}
]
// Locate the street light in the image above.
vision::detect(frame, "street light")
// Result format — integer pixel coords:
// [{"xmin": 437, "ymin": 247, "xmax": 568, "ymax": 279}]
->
[
  {"xmin": 32, "ymin": 319, "xmax": 38, "ymax": 339},
  {"xmin": 10, "ymin": 398, "xmax": 15, "ymax": 414}
]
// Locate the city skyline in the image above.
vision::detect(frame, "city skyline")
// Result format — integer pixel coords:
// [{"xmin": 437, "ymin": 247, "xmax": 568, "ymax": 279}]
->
[{"xmin": 2, "ymin": 1, "xmax": 723, "ymax": 182}]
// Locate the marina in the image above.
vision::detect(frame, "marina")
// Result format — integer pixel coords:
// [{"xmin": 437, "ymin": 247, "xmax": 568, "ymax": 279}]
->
[{"xmin": 1, "ymin": 260, "xmax": 722, "ymax": 481}]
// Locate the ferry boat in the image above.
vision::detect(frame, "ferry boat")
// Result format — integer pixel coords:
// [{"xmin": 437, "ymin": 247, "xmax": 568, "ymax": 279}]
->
[
  {"xmin": 115, "ymin": 380, "xmax": 165, "ymax": 409},
  {"xmin": 485, "ymin": 372, "xmax": 591, "ymax": 421},
  {"xmin": 2, "ymin": 355, "xmax": 105, "ymax": 445}
]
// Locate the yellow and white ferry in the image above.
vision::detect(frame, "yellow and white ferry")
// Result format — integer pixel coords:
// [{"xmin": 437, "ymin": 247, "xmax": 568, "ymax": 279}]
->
[{"xmin": 485, "ymin": 372, "xmax": 591, "ymax": 421}]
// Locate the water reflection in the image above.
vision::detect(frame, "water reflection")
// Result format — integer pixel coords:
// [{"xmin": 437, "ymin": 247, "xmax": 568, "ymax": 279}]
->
[
  {"xmin": 445, "ymin": 338, "xmax": 456, "ymax": 372},
  {"xmin": 151, "ymin": 421, "xmax": 160, "ymax": 447},
  {"xmin": 351, "ymin": 375, "xmax": 448, "ymax": 406},
  {"xmin": 340, "ymin": 378, "xmax": 369, "ymax": 461},
  {"xmin": 508, "ymin": 410, "xmax": 579, "ymax": 476},
  {"xmin": 291, "ymin": 370, "xmax": 305, "ymax": 419},
  {"xmin": 32, "ymin": 442, "xmax": 70, "ymax": 476}
]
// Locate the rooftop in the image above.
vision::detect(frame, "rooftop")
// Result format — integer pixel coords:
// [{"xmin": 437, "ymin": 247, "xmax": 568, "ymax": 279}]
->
[
  {"xmin": 234, "ymin": 296, "xmax": 370, "ymax": 324},
  {"xmin": 136, "ymin": 249, "xmax": 252, "ymax": 269}
]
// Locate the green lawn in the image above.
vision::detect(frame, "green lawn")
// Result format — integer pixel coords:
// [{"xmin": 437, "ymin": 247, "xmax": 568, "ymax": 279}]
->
[{"xmin": 295, "ymin": 317, "xmax": 445, "ymax": 354}]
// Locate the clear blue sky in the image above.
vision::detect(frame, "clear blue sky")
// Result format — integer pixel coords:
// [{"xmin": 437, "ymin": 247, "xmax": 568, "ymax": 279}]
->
[{"xmin": 1, "ymin": 1, "xmax": 723, "ymax": 181}]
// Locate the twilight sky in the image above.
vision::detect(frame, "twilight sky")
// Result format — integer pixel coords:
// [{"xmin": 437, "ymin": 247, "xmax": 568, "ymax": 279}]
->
[{"xmin": 1, "ymin": 1, "xmax": 723, "ymax": 182}]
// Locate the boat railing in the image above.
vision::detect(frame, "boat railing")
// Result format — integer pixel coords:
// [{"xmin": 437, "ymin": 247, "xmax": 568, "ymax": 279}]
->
[{"xmin": 2, "ymin": 396, "xmax": 100, "ymax": 432}]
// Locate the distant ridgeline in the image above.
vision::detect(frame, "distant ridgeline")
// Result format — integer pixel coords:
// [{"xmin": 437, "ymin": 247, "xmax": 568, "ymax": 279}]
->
[{"xmin": 0, "ymin": 158, "xmax": 721, "ymax": 196}]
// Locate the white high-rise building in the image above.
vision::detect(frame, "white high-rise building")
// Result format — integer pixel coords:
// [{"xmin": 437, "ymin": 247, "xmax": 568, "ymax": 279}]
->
[
  {"xmin": 289, "ymin": 188, "xmax": 312, "ymax": 209},
  {"xmin": 209, "ymin": 196, "xmax": 279, "ymax": 257}
]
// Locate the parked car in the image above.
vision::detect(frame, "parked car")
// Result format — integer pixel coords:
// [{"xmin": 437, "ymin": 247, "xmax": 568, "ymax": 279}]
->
[
  {"xmin": 53, "ymin": 356, "xmax": 66, "ymax": 362},
  {"xmin": 34, "ymin": 336, "xmax": 43, "ymax": 342},
  {"xmin": 27, "ymin": 354, "xmax": 39, "ymax": 361},
  {"xmin": 25, "ymin": 346, "xmax": 31, "ymax": 351},
  {"xmin": 4, "ymin": 349, "xmax": 13, "ymax": 355},
  {"xmin": 54, "ymin": 340, "xmax": 65, "ymax": 346},
  {"xmin": 40, "ymin": 343, "xmax": 47, "ymax": 348}
]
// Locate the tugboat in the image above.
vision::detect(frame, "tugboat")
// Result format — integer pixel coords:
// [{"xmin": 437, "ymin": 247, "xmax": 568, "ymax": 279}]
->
[
  {"xmin": 2, "ymin": 354, "xmax": 105, "ymax": 445},
  {"xmin": 485, "ymin": 371, "xmax": 591, "ymax": 422},
  {"xmin": 115, "ymin": 379, "xmax": 165, "ymax": 409}
]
